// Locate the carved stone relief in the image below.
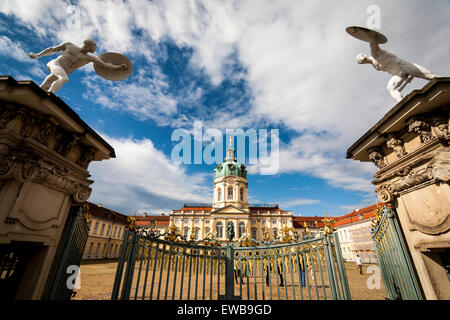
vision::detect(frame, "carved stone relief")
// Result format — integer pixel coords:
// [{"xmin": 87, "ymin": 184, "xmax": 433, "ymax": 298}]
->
[
  {"xmin": 77, "ymin": 147, "xmax": 96, "ymax": 169},
  {"xmin": 408, "ymin": 118, "xmax": 432, "ymax": 143},
  {"xmin": 400, "ymin": 185, "xmax": 450, "ymax": 235},
  {"xmin": 368, "ymin": 146, "xmax": 386, "ymax": 169},
  {"xmin": 386, "ymin": 135, "xmax": 408, "ymax": 158},
  {"xmin": 0, "ymin": 101, "xmax": 97, "ymax": 169}
]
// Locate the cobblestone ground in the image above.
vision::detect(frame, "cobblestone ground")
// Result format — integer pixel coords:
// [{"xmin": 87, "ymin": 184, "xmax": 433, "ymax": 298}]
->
[{"xmin": 73, "ymin": 260, "xmax": 386, "ymax": 300}]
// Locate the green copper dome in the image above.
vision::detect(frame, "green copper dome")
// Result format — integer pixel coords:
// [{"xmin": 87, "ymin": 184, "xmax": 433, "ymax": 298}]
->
[
  {"xmin": 214, "ymin": 161, "xmax": 247, "ymax": 178},
  {"xmin": 214, "ymin": 137, "xmax": 247, "ymax": 179}
]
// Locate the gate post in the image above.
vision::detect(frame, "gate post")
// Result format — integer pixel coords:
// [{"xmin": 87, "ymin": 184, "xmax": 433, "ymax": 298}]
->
[
  {"xmin": 119, "ymin": 231, "xmax": 138, "ymax": 300},
  {"xmin": 323, "ymin": 235, "xmax": 339, "ymax": 300},
  {"xmin": 346, "ymin": 78, "xmax": 450, "ymax": 299},
  {"xmin": 332, "ymin": 233, "xmax": 351, "ymax": 300},
  {"xmin": 224, "ymin": 244, "xmax": 235, "ymax": 300},
  {"xmin": 111, "ymin": 229, "xmax": 130, "ymax": 300}
]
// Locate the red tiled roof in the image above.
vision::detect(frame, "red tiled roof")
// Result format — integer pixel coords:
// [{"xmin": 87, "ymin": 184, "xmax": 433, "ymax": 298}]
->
[
  {"xmin": 136, "ymin": 215, "xmax": 171, "ymax": 227},
  {"xmin": 333, "ymin": 204, "xmax": 383, "ymax": 227},
  {"xmin": 87, "ymin": 202, "xmax": 128, "ymax": 224},
  {"xmin": 292, "ymin": 216, "xmax": 325, "ymax": 228},
  {"xmin": 291, "ymin": 203, "xmax": 385, "ymax": 228}
]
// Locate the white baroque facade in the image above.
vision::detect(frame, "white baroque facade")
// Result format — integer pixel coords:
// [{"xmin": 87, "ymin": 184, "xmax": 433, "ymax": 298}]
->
[{"xmin": 170, "ymin": 139, "xmax": 293, "ymax": 241}]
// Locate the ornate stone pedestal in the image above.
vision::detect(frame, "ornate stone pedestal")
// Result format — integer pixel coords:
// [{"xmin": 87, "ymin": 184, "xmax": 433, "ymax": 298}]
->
[
  {"xmin": 0, "ymin": 76, "xmax": 115, "ymax": 299},
  {"xmin": 347, "ymin": 77, "xmax": 450, "ymax": 299}
]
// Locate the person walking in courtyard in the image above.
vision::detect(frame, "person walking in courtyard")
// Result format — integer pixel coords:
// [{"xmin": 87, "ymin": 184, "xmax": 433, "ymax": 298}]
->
[
  {"xmin": 355, "ymin": 254, "xmax": 363, "ymax": 274},
  {"xmin": 299, "ymin": 254, "xmax": 306, "ymax": 287}
]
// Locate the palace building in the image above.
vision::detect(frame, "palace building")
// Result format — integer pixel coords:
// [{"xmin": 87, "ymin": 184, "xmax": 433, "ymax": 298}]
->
[
  {"xmin": 83, "ymin": 138, "xmax": 382, "ymax": 263},
  {"xmin": 169, "ymin": 139, "xmax": 294, "ymax": 241},
  {"xmin": 82, "ymin": 202, "xmax": 128, "ymax": 260}
]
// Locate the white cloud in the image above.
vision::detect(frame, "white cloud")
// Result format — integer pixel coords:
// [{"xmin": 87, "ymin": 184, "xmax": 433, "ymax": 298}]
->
[
  {"xmin": 81, "ymin": 66, "xmax": 179, "ymax": 125},
  {"xmin": 3, "ymin": 0, "xmax": 450, "ymax": 203},
  {"xmin": 0, "ymin": 35, "xmax": 47, "ymax": 79},
  {"xmin": 88, "ymin": 135, "xmax": 212, "ymax": 213},
  {"xmin": 0, "ymin": 35, "xmax": 30, "ymax": 62},
  {"xmin": 281, "ymin": 198, "xmax": 321, "ymax": 207}
]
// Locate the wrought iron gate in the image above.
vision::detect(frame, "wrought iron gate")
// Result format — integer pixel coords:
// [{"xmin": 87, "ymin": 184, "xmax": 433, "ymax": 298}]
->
[
  {"xmin": 112, "ymin": 225, "xmax": 350, "ymax": 300},
  {"xmin": 43, "ymin": 203, "xmax": 90, "ymax": 300},
  {"xmin": 371, "ymin": 206, "xmax": 424, "ymax": 300},
  {"xmin": 0, "ymin": 242, "xmax": 36, "ymax": 299}
]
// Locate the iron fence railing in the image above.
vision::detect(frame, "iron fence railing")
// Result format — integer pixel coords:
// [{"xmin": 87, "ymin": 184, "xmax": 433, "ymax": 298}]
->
[{"xmin": 111, "ymin": 229, "xmax": 351, "ymax": 300}]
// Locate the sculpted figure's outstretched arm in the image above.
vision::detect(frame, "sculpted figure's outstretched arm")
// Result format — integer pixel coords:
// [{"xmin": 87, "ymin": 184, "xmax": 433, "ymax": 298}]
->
[
  {"xmin": 28, "ymin": 42, "xmax": 69, "ymax": 59},
  {"xmin": 357, "ymin": 54, "xmax": 383, "ymax": 71},
  {"xmin": 90, "ymin": 55, "xmax": 127, "ymax": 70}
]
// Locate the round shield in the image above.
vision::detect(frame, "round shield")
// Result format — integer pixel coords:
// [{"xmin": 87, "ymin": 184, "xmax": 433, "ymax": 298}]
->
[
  {"xmin": 94, "ymin": 52, "xmax": 133, "ymax": 81},
  {"xmin": 346, "ymin": 26, "xmax": 388, "ymax": 44}
]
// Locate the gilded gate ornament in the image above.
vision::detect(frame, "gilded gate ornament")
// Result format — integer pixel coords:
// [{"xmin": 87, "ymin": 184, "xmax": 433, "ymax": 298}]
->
[
  {"xmin": 127, "ymin": 212, "xmax": 137, "ymax": 232},
  {"xmin": 322, "ymin": 211, "xmax": 336, "ymax": 235},
  {"xmin": 280, "ymin": 226, "xmax": 296, "ymax": 243},
  {"xmin": 81, "ymin": 202, "xmax": 91, "ymax": 229}
]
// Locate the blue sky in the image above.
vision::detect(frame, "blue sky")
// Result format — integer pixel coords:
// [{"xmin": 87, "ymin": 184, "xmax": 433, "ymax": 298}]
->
[{"xmin": 1, "ymin": 0, "xmax": 449, "ymax": 216}]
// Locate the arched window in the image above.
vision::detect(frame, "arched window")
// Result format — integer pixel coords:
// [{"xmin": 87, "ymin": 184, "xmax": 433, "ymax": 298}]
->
[
  {"xmin": 228, "ymin": 187, "xmax": 233, "ymax": 200},
  {"xmin": 216, "ymin": 222, "xmax": 224, "ymax": 239},
  {"xmin": 238, "ymin": 222, "xmax": 246, "ymax": 238},
  {"xmin": 218, "ymin": 188, "xmax": 222, "ymax": 201},
  {"xmin": 240, "ymin": 188, "xmax": 244, "ymax": 201}
]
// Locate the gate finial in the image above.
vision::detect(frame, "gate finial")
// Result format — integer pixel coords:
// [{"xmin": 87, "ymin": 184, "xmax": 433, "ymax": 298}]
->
[{"xmin": 322, "ymin": 211, "xmax": 336, "ymax": 235}]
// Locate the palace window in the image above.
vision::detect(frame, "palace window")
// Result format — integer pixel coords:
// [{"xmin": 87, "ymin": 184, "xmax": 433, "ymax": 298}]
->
[
  {"xmin": 113, "ymin": 226, "xmax": 117, "ymax": 237},
  {"xmin": 238, "ymin": 222, "xmax": 246, "ymax": 238},
  {"xmin": 228, "ymin": 187, "xmax": 233, "ymax": 200},
  {"xmin": 251, "ymin": 228, "xmax": 257, "ymax": 240},
  {"xmin": 194, "ymin": 228, "xmax": 199, "ymax": 240},
  {"xmin": 88, "ymin": 242, "xmax": 93, "ymax": 256},
  {"xmin": 240, "ymin": 188, "xmax": 244, "ymax": 201},
  {"xmin": 216, "ymin": 222, "xmax": 224, "ymax": 238},
  {"xmin": 100, "ymin": 223, "xmax": 105, "ymax": 235},
  {"xmin": 184, "ymin": 227, "xmax": 190, "ymax": 238},
  {"xmin": 205, "ymin": 227, "xmax": 211, "ymax": 236},
  {"xmin": 194, "ymin": 219, "xmax": 200, "ymax": 224},
  {"xmin": 107, "ymin": 225, "xmax": 111, "ymax": 236},
  {"xmin": 273, "ymin": 228, "xmax": 278, "ymax": 238},
  {"xmin": 93, "ymin": 222, "xmax": 99, "ymax": 234},
  {"xmin": 218, "ymin": 188, "xmax": 222, "ymax": 201}
]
